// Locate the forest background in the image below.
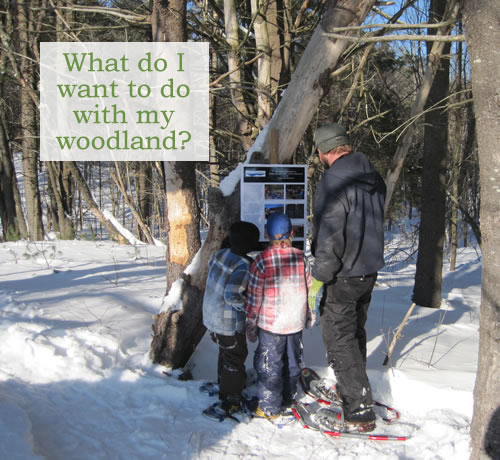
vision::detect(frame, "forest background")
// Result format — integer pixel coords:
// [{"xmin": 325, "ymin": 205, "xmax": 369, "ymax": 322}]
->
[{"xmin": 0, "ymin": 1, "xmax": 498, "ymax": 458}]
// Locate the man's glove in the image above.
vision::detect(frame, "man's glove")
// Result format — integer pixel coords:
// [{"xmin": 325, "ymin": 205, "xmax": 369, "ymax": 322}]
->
[{"xmin": 308, "ymin": 278, "xmax": 324, "ymax": 311}]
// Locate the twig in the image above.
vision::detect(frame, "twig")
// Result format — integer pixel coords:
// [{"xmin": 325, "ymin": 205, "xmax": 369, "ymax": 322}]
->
[
  {"xmin": 428, "ymin": 303, "xmax": 449, "ymax": 367},
  {"xmin": 383, "ymin": 303, "xmax": 417, "ymax": 365}
]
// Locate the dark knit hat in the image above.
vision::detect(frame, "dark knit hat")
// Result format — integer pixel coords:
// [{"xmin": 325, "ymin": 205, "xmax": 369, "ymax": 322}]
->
[
  {"xmin": 314, "ymin": 123, "xmax": 350, "ymax": 153},
  {"xmin": 229, "ymin": 221, "xmax": 261, "ymax": 255}
]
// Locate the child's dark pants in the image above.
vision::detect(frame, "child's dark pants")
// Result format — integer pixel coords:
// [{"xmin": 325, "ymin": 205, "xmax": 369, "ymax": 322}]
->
[{"xmin": 216, "ymin": 332, "xmax": 248, "ymax": 403}]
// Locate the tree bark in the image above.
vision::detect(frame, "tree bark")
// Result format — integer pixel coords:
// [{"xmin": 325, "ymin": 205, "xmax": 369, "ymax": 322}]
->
[
  {"xmin": 46, "ymin": 162, "xmax": 75, "ymax": 239},
  {"xmin": 460, "ymin": 1, "xmax": 500, "ymax": 458},
  {"xmin": 66, "ymin": 162, "xmax": 126, "ymax": 244},
  {"xmin": 163, "ymin": 162, "xmax": 201, "ymax": 292},
  {"xmin": 449, "ymin": 33, "xmax": 465, "ymax": 272},
  {"xmin": 151, "ymin": 187, "xmax": 238, "ymax": 368},
  {"xmin": 412, "ymin": 0, "xmax": 451, "ymax": 308},
  {"xmin": 18, "ymin": 1, "xmax": 44, "ymax": 240},
  {"xmin": 0, "ymin": 49, "xmax": 27, "ymax": 240},
  {"xmin": 257, "ymin": 0, "xmax": 378, "ymax": 162},
  {"xmin": 384, "ymin": 1, "xmax": 459, "ymax": 215},
  {"xmin": 111, "ymin": 163, "xmax": 154, "ymax": 245},
  {"xmin": 224, "ymin": 0, "xmax": 253, "ymax": 151},
  {"xmin": 149, "ymin": 0, "xmax": 203, "ymax": 369},
  {"xmin": 136, "ymin": 162, "xmax": 153, "ymax": 243},
  {"xmin": 251, "ymin": 0, "xmax": 273, "ymax": 129}
]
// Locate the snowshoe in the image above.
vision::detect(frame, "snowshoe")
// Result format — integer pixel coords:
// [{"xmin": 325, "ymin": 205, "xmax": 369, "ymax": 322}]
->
[
  {"xmin": 199, "ymin": 381, "xmax": 219, "ymax": 396},
  {"xmin": 292, "ymin": 402, "xmax": 321, "ymax": 430},
  {"xmin": 202, "ymin": 400, "xmax": 242, "ymax": 423},
  {"xmin": 244, "ymin": 399, "xmax": 296, "ymax": 427},
  {"xmin": 299, "ymin": 368, "xmax": 342, "ymax": 405}
]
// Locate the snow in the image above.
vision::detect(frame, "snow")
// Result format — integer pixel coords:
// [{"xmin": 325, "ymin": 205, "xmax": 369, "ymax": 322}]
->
[
  {"xmin": 0, "ymin": 236, "xmax": 480, "ymax": 459},
  {"xmin": 219, "ymin": 123, "xmax": 270, "ymax": 197}
]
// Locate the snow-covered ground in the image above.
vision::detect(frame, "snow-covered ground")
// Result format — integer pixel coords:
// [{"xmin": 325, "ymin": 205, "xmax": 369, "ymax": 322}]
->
[{"xmin": 0, "ymin": 237, "xmax": 481, "ymax": 459}]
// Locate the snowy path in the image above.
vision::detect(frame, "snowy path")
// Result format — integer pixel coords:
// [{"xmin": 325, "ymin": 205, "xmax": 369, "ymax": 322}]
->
[{"xmin": 0, "ymin": 239, "xmax": 479, "ymax": 459}]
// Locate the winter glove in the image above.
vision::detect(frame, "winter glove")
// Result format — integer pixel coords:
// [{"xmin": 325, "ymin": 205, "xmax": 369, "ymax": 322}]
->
[
  {"xmin": 308, "ymin": 278, "xmax": 324, "ymax": 311},
  {"xmin": 246, "ymin": 320, "xmax": 258, "ymax": 343}
]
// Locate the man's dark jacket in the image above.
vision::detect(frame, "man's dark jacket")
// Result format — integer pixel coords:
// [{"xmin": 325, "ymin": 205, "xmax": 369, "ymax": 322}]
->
[{"xmin": 311, "ymin": 151, "xmax": 386, "ymax": 282}]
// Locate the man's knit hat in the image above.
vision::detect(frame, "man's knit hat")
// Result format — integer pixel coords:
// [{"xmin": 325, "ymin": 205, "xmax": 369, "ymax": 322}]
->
[{"xmin": 314, "ymin": 123, "xmax": 350, "ymax": 153}]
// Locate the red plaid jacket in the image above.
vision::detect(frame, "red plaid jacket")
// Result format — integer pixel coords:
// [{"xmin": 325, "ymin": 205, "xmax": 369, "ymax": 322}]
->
[{"xmin": 245, "ymin": 242, "xmax": 312, "ymax": 335}]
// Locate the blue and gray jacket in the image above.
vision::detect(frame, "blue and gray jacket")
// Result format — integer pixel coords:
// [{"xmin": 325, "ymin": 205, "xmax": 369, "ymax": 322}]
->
[{"xmin": 202, "ymin": 248, "xmax": 251, "ymax": 335}]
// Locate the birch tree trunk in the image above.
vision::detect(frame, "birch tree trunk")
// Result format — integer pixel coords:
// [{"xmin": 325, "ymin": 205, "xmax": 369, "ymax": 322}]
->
[
  {"xmin": 257, "ymin": 0, "xmax": 378, "ymax": 162},
  {"xmin": 460, "ymin": 1, "xmax": 500, "ymax": 458}
]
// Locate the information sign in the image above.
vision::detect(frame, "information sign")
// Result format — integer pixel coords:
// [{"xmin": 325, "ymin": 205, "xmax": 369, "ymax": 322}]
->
[{"xmin": 241, "ymin": 165, "xmax": 308, "ymax": 250}]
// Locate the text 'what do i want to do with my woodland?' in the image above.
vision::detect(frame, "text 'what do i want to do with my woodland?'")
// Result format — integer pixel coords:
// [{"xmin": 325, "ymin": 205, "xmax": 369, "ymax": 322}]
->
[{"xmin": 40, "ymin": 42, "xmax": 209, "ymax": 161}]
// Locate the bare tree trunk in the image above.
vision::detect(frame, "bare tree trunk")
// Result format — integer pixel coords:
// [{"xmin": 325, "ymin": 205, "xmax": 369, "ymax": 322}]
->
[
  {"xmin": 163, "ymin": 162, "xmax": 201, "ymax": 292},
  {"xmin": 224, "ymin": 0, "xmax": 253, "ymax": 151},
  {"xmin": 46, "ymin": 162, "xmax": 75, "ymax": 239},
  {"xmin": 66, "ymin": 162, "xmax": 126, "ymax": 244},
  {"xmin": 384, "ymin": 1, "xmax": 459, "ymax": 215},
  {"xmin": 149, "ymin": 0, "xmax": 203, "ymax": 369},
  {"xmin": 209, "ymin": 49, "xmax": 220, "ymax": 185},
  {"xmin": 257, "ymin": 0, "xmax": 378, "ymax": 162},
  {"xmin": 111, "ymin": 163, "xmax": 154, "ymax": 245},
  {"xmin": 0, "ymin": 42, "xmax": 26, "ymax": 240},
  {"xmin": 413, "ymin": 0, "xmax": 451, "ymax": 308},
  {"xmin": 251, "ymin": 0, "xmax": 273, "ymax": 129},
  {"xmin": 18, "ymin": 1, "xmax": 43, "ymax": 240},
  {"xmin": 449, "ymin": 140, "xmax": 460, "ymax": 271},
  {"xmin": 136, "ymin": 162, "xmax": 153, "ymax": 242},
  {"xmin": 460, "ymin": 2, "xmax": 500, "ymax": 458},
  {"xmin": 449, "ymin": 33, "xmax": 464, "ymax": 272},
  {"xmin": 151, "ymin": 187, "xmax": 238, "ymax": 368}
]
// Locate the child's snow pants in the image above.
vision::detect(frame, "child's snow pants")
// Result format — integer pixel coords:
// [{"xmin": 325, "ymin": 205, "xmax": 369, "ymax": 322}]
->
[{"xmin": 254, "ymin": 329, "xmax": 303, "ymax": 415}]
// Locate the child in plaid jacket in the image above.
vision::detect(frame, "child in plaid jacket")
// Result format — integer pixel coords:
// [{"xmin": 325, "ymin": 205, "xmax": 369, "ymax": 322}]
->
[{"xmin": 246, "ymin": 213, "xmax": 314, "ymax": 418}]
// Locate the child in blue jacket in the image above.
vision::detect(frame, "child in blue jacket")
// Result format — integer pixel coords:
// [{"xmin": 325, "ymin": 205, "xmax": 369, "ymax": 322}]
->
[{"xmin": 202, "ymin": 221, "xmax": 260, "ymax": 420}]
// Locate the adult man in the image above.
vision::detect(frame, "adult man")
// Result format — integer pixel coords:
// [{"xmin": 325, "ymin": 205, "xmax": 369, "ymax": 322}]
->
[{"xmin": 308, "ymin": 122, "xmax": 386, "ymax": 432}]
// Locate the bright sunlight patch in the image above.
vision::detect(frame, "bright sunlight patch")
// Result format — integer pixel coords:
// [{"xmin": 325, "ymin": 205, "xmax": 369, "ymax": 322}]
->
[{"xmin": 40, "ymin": 42, "xmax": 209, "ymax": 161}]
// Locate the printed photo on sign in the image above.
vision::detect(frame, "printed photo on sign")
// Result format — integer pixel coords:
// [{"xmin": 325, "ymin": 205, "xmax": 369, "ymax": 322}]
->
[
  {"xmin": 286, "ymin": 204, "xmax": 304, "ymax": 219},
  {"xmin": 265, "ymin": 204, "xmax": 284, "ymax": 219},
  {"xmin": 265, "ymin": 184, "xmax": 285, "ymax": 200},
  {"xmin": 286, "ymin": 184, "xmax": 305, "ymax": 200},
  {"xmin": 292, "ymin": 225, "xmax": 304, "ymax": 238}
]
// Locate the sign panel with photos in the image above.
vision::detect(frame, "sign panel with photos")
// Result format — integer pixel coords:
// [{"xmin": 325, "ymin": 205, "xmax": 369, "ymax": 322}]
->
[{"xmin": 241, "ymin": 165, "xmax": 308, "ymax": 250}]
